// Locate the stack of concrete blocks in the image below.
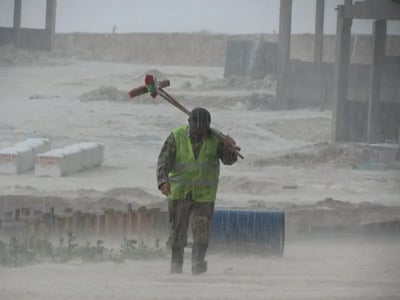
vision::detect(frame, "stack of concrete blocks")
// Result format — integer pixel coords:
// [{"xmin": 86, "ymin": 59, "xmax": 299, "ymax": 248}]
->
[
  {"xmin": 35, "ymin": 142, "xmax": 104, "ymax": 177},
  {"xmin": 0, "ymin": 139, "xmax": 51, "ymax": 174}
]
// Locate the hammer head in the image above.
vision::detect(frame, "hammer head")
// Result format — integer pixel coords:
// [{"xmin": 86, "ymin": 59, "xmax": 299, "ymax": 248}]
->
[{"xmin": 128, "ymin": 78, "xmax": 170, "ymax": 98}]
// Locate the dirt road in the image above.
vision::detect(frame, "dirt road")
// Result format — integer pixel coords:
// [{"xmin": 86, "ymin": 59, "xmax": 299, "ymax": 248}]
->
[{"xmin": 0, "ymin": 238, "xmax": 399, "ymax": 300}]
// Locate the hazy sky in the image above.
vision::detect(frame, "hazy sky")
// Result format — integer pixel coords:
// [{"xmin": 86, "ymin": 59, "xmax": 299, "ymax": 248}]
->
[{"xmin": 0, "ymin": 0, "xmax": 399, "ymax": 34}]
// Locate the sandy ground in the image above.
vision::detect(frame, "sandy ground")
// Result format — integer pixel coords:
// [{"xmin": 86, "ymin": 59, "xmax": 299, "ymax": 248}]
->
[
  {"xmin": 0, "ymin": 238, "xmax": 399, "ymax": 300},
  {"xmin": 0, "ymin": 51, "xmax": 400, "ymax": 299}
]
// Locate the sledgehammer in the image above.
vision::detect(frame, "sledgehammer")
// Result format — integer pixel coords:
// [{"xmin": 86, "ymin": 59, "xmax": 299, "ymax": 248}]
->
[{"xmin": 129, "ymin": 75, "xmax": 243, "ymax": 159}]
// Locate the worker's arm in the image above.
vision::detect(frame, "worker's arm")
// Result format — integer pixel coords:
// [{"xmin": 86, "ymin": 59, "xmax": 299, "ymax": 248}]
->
[{"xmin": 157, "ymin": 133, "xmax": 176, "ymax": 194}]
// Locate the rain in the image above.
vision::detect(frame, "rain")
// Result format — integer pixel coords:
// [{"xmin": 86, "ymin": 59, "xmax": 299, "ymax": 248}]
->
[{"xmin": 0, "ymin": 0, "xmax": 400, "ymax": 299}]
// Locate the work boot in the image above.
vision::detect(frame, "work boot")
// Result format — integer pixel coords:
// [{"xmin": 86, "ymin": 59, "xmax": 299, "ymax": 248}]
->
[
  {"xmin": 170, "ymin": 262, "xmax": 183, "ymax": 274},
  {"xmin": 192, "ymin": 260, "xmax": 207, "ymax": 275},
  {"xmin": 191, "ymin": 244, "xmax": 208, "ymax": 275},
  {"xmin": 170, "ymin": 246, "xmax": 184, "ymax": 274}
]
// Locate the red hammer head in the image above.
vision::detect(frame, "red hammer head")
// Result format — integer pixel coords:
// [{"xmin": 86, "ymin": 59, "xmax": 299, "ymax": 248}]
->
[
  {"xmin": 128, "ymin": 76, "xmax": 170, "ymax": 98},
  {"xmin": 145, "ymin": 75, "xmax": 158, "ymax": 98}
]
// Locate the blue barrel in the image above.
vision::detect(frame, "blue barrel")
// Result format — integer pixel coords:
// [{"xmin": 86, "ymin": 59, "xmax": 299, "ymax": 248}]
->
[{"xmin": 210, "ymin": 209, "xmax": 285, "ymax": 256}]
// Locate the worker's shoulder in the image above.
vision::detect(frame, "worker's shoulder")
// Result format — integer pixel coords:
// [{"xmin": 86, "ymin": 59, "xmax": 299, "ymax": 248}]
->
[
  {"xmin": 173, "ymin": 125, "xmax": 188, "ymax": 131},
  {"xmin": 208, "ymin": 128, "xmax": 222, "ymax": 142}
]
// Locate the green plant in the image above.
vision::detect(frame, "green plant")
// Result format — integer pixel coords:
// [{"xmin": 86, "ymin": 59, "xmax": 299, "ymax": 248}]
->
[
  {"xmin": 8, "ymin": 236, "xmax": 35, "ymax": 267},
  {"xmin": 0, "ymin": 234, "xmax": 167, "ymax": 267},
  {"xmin": 80, "ymin": 239, "xmax": 108, "ymax": 262}
]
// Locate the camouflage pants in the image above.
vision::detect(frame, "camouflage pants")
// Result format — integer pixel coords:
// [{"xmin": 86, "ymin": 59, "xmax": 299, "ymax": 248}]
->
[{"xmin": 168, "ymin": 194, "xmax": 215, "ymax": 249}]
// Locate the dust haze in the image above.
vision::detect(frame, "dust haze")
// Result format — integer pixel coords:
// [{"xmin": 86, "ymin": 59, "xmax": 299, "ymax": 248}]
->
[{"xmin": 0, "ymin": 1, "xmax": 400, "ymax": 299}]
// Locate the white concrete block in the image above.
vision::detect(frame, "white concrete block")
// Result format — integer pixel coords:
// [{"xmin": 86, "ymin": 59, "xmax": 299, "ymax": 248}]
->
[
  {"xmin": 20, "ymin": 138, "xmax": 51, "ymax": 156},
  {"xmin": 35, "ymin": 142, "xmax": 104, "ymax": 177},
  {"xmin": 79, "ymin": 142, "xmax": 104, "ymax": 168},
  {"xmin": 0, "ymin": 138, "xmax": 51, "ymax": 174},
  {"xmin": 35, "ymin": 151, "xmax": 67, "ymax": 177}
]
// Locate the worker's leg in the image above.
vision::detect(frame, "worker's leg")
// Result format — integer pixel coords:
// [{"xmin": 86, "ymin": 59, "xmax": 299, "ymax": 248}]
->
[
  {"xmin": 191, "ymin": 201, "xmax": 215, "ymax": 275},
  {"xmin": 168, "ymin": 198, "xmax": 191, "ymax": 273}
]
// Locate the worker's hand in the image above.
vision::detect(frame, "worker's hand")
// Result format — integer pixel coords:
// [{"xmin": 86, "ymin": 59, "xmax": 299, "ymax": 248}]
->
[
  {"xmin": 159, "ymin": 182, "xmax": 170, "ymax": 196},
  {"xmin": 225, "ymin": 135, "xmax": 236, "ymax": 146},
  {"xmin": 224, "ymin": 135, "xmax": 241, "ymax": 151}
]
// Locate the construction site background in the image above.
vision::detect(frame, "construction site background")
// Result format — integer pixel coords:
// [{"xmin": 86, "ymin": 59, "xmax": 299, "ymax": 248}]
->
[{"xmin": 51, "ymin": 32, "xmax": 400, "ymax": 66}]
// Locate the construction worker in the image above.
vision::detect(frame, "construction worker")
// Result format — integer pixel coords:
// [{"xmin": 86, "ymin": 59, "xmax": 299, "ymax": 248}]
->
[{"xmin": 157, "ymin": 107, "xmax": 238, "ymax": 274}]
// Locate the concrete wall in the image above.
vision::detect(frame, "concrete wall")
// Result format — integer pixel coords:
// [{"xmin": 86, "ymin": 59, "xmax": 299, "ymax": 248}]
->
[
  {"xmin": 2, "ymin": 31, "xmax": 400, "ymax": 66},
  {"xmin": 284, "ymin": 61, "xmax": 333, "ymax": 107},
  {"xmin": 52, "ymin": 33, "xmax": 400, "ymax": 67},
  {"xmin": 0, "ymin": 28, "xmax": 14, "ymax": 46},
  {"xmin": 223, "ymin": 40, "xmax": 278, "ymax": 79},
  {"xmin": 0, "ymin": 27, "xmax": 52, "ymax": 51},
  {"xmin": 285, "ymin": 57, "xmax": 400, "ymax": 107},
  {"xmin": 343, "ymin": 101, "xmax": 400, "ymax": 142},
  {"xmin": 283, "ymin": 58, "xmax": 400, "ymax": 142},
  {"xmin": 54, "ymin": 32, "xmax": 233, "ymax": 66}
]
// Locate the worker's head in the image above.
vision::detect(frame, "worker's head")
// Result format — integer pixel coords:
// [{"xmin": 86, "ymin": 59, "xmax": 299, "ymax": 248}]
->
[{"xmin": 188, "ymin": 107, "xmax": 211, "ymax": 137}]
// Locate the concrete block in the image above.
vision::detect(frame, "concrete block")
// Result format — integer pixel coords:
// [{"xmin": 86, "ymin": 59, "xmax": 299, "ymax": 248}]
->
[
  {"xmin": 368, "ymin": 143, "xmax": 398, "ymax": 163},
  {"xmin": 35, "ymin": 142, "xmax": 104, "ymax": 177},
  {"xmin": 0, "ymin": 138, "xmax": 51, "ymax": 174},
  {"xmin": 78, "ymin": 142, "xmax": 104, "ymax": 168}
]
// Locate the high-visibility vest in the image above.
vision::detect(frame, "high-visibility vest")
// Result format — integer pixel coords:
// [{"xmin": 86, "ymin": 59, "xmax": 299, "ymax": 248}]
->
[{"xmin": 169, "ymin": 126, "xmax": 220, "ymax": 202}]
